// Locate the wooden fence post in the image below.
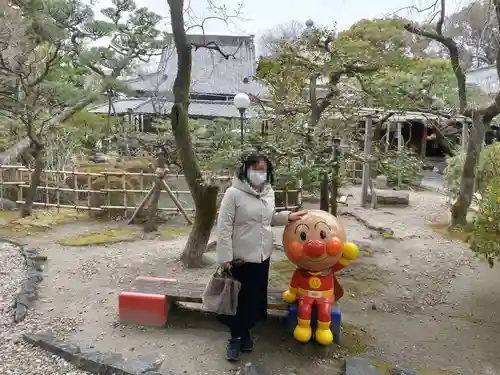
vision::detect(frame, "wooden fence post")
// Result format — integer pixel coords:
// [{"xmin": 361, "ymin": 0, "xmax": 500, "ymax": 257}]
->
[
  {"xmin": 0, "ymin": 165, "xmax": 3, "ymax": 201},
  {"xmin": 461, "ymin": 120, "xmax": 468, "ymax": 152},
  {"xmin": 122, "ymin": 172, "xmax": 128, "ymax": 218},
  {"xmin": 361, "ymin": 115, "xmax": 373, "ymax": 208},
  {"xmin": 18, "ymin": 168, "xmax": 23, "ymax": 204},
  {"xmin": 72, "ymin": 166, "xmax": 77, "ymax": 209},
  {"xmin": 385, "ymin": 121, "xmax": 391, "ymax": 152},
  {"xmin": 105, "ymin": 172, "xmax": 110, "ymax": 219},
  {"xmin": 397, "ymin": 122, "xmax": 403, "ymax": 189}
]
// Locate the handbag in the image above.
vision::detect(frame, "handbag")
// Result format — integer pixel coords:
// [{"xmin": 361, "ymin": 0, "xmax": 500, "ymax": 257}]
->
[{"xmin": 202, "ymin": 266, "xmax": 242, "ymax": 316}]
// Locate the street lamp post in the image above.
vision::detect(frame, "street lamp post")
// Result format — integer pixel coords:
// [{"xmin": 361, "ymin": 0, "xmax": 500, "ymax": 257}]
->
[{"xmin": 233, "ymin": 92, "xmax": 250, "ymax": 147}]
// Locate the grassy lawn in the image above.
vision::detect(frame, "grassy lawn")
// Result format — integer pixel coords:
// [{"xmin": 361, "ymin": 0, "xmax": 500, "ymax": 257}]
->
[
  {"xmin": 56, "ymin": 225, "xmax": 191, "ymax": 246},
  {"xmin": 0, "ymin": 208, "xmax": 88, "ymax": 237},
  {"xmin": 428, "ymin": 222, "xmax": 473, "ymax": 243}
]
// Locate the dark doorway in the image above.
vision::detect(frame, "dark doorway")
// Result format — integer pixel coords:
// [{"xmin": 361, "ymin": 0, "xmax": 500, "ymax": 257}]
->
[{"xmin": 425, "ymin": 127, "xmax": 446, "ymax": 157}]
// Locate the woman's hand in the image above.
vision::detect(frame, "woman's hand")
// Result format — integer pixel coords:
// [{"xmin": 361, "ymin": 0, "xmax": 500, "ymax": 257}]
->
[
  {"xmin": 288, "ymin": 210, "xmax": 308, "ymax": 221},
  {"xmin": 220, "ymin": 262, "xmax": 232, "ymax": 270}
]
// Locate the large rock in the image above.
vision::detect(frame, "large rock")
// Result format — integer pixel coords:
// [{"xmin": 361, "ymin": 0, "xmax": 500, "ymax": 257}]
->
[
  {"xmin": 237, "ymin": 363, "xmax": 271, "ymax": 375},
  {"xmin": 13, "ymin": 247, "xmax": 46, "ymax": 323},
  {"xmin": 367, "ymin": 189, "xmax": 410, "ymax": 206},
  {"xmin": 388, "ymin": 367, "xmax": 420, "ymax": 375},
  {"xmin": 374, "ymin": 175, "xmax": 388, "ymax": 189},
  {"xmin": 344, "ymin": 357, "xmax": 384, "ymax": 375},
  {"xmin": 0, "ymin": 198, "xmax": 17, "ymax": 211},
  {"xmin": 23, "ymin": 331, "xmax": 166, "ymax": 375}
]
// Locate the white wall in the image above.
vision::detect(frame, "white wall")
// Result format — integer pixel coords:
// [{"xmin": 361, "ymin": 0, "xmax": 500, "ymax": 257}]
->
[{"xmin": 467, "ymin": 66, "xmax": 499, "ymax": 94}]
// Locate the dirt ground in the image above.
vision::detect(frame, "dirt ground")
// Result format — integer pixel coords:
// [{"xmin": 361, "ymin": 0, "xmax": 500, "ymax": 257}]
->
[{"xmin": 14, "ymin": 187, "xmax": 500, "ymax": 375}]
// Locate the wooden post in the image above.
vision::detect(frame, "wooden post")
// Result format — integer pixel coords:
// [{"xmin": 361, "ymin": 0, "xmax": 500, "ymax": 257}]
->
[
  {"xmin": 361, "ymin": 116, "xmax": 373, "ymax": 208},
  {"xmin": 340, "ymin": 136, "xmax": 347, "ymax": 176},
  {"xmin": 320, "ymin": 172, "xmax": 329, "ymax": 212},
  {"xmin": 385, "ymin": 121, "xmax": 391, "ymax": 152},
  {"xmin": 284, "ymin": 185, "xmax": 289, "ymax": 210},
  {"xmin": 461, "ymin": 120, "xmax": 468, "ymax": 152},
  {"xmin": 122, "ymin": 172, "xmax": 128, "ymax": 218},
  {"xmin": 159, "ymin": 179, "xmax": 192, "ymax": 224},
  {"xmin": 297, "ymin": 178, "xmax": 303, "ymax": 208},
  {"xmin": 18, "ymin": 168, "xmax": 23, "ymax": 205},
  {"xmin": 72, "ymin": 166, "xmax": 77, "ymax": 208},
  {"xmin": 144, "ymin": 153, "xmax": 167, "ymax": 232},
  {"xmin": 397, "ymin": 122, "xmax": 403, "ymax": 189},
  {"xmin": 330, "ymin": 140, "xmax": 340, "ymax": 216},
  {"xmin": 127, "ymin": 187, "xmax": 155, "ymax": 225},
  {"xmin": 0, "ymin": 166, "xmax": 3, "ymax": 200},
  {"xmin": 421, "ymin": 122, "xmax": 428, "ymax": 158},
  {"xmin": 45, "ymin": 168, "xmax": 50, "ymax": 208},
  {"xmin": 105, "ymin": 173, "xmax": 110, "ymax": 219},
  {"xmin": 128, "ymin": 164, "xmax": 193, "ymax": 226},
  {"xmin": 86, "ymin": 173, "xmax": 91, "ymax": 209}
]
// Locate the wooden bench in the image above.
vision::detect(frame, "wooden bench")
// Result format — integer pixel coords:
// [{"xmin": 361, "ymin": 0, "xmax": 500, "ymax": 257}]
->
[{"xmin": 118, "ymin": 276, "xmax": 287, "ymax": 327}]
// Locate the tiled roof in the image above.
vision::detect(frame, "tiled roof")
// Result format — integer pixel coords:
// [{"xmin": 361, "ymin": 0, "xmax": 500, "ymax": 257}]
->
[
  {"xmin": 88, "ymin": 99, "xmax": 149, "ymax": 114},
  {"xmin": 124, "ymin": 72, "xmax": 171, "ymax": 96},
  {"xmin": 126, "ymin": 34, "xmax": 267, "ymax": 97},
  {"xmin": 89, "ymin": 98, "xmax": 258, "ymax": 119}
]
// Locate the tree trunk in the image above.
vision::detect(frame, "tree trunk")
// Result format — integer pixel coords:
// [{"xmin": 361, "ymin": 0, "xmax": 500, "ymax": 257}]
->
[
  {"xmin": 329, "ymin": 174, "xmax": 338, "ymax": 216},
  {"xmin": 451, "ymin": 112, "xmax": 487, "ymax": 226},
  {"xmin": 168, "ymin": 0, "xmax": 220, "ymax": 268},
  {"xmin": 0, "ymin": 98, "xmax": 94, "ymax": 165},
  {"xmin": 180, "ymin": 185, "xmax": 219, "ymax": 268},
  {"xmin": 17, "ymin": 98, "xmax": 95, "ymax": 218},
  {"xmin": 320, "ymin": 172, "xmax": 329, "ymax": 212},
  {"xmin": 20, "ymin": 145, "xmax": 43, "ymax": 217},
  {"xmin": 329, "ymin": 143, "xmax": 340, "ymax": 216}
]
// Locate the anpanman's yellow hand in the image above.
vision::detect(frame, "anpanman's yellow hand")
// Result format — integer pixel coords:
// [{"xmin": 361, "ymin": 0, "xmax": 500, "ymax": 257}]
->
[
  {"xmin": 283, "ymin": 289, "xmax": 297, "ymax": 303},
  {"xmin": 342, "ymin": 242, "xmax": 359, "ymax": 261}
]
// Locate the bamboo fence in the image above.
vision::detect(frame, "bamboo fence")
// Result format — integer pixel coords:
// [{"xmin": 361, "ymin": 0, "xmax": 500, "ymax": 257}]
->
[
  {"xmin": 0, "ymin": 165, "xmax": 303, "ymax": 217},
  {"xmin": 344, "ymin": 158, "xmax": 363, "ymax": 184}
]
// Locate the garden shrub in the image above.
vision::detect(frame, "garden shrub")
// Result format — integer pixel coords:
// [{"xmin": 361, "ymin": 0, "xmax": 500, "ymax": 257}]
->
[
  {"xmin": 476, "ymin": 141, "xmax": 500, "ymax": 193},
  {"xmin": 89, "ymin": 175, "xmax": 138, "ymax": 218},
  {"xmin": 443, "ymin": 152, "xmax": 465, "ymax": 201},
  {"xmin": 68, "ymin": 159, "xmax": 152, "ymax": 192},
  {"xmin": 65, "ymin": 164, "xmax": 115, "ymax": 189},
  {"xmin": 377, "ymin": 148, "xmax": 423, "ymax": 186},
  {"xmin": 444, "ymin": 141, "xmax": 500, "ymax": 202},
  {"xmin": 470, "ymin": 176, "xmax": 500, "ymax": 266}
]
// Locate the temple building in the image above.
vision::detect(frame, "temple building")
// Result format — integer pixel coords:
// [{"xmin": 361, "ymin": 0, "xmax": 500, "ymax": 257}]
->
[{"xmin": 89, "ymin": 33, "xmax": 266, "ymax": 132}]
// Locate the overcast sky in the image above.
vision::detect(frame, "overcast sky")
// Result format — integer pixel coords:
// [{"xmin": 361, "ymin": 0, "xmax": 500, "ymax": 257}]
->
[
  {"xmin": 87, "ymin": 0, "xmax": 475, "ymax": 72},
  {"xmin": 90, "ymin": 0, "xmax": 475, "ymax": 36}
]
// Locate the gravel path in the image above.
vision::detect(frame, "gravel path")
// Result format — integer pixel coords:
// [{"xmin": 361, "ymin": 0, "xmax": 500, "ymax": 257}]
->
[
  {"xmin": 336, "ymin": 187, "xmax": 500, "ymax": 373},
  {"xmin": 1, "ymin": 188, "xmax": 499, "ymax": 375},
  {"xmin": 0, "ymin": 241, "xmax": 89, "ymax": 375}
]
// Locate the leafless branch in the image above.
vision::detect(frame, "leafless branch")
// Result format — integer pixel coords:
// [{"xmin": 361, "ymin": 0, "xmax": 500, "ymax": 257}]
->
[
  {"xmin": 191, "ymin": 40, "xmax": 241, "ymax": 60},
  {"xmin": 404, "ymin": 0, "xmax": 468, "ymax": 113}
]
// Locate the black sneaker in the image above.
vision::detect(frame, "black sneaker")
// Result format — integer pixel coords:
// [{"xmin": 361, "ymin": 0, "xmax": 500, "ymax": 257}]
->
[
  {"xmin": 226, "ymin": 338, "xmax": 241, "ymax": 361},
  {"xmin": 240, "ymin": 336, "xmax": 254, "ymax": 352}
]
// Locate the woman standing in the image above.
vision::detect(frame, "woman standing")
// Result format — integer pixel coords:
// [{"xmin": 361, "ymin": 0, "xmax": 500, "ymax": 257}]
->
[{"xmin": 216, "ymin": 151, "xmax": 306, "ymax": 361}]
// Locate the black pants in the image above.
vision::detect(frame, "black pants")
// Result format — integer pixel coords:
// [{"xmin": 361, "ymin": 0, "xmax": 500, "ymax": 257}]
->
[{"xmin": 218, "ymin": 258, "xmax": 270, "ymax": 339}]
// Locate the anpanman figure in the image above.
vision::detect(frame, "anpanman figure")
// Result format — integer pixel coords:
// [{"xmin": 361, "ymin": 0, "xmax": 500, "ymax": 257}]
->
[{"xmin": 282, "ymin": 209, "xmax": 359, "ymax": 345}]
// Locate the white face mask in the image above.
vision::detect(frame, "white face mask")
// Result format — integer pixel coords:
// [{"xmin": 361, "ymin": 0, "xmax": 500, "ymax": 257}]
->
[{"xmin": 247, "ymin": 171, "xmax": 267, "ymax": 186}]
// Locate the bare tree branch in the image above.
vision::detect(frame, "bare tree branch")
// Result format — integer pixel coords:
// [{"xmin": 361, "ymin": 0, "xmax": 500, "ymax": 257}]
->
[{"xmin": 404, "ymin": 1, "xmax": 468, "ymax": 113}]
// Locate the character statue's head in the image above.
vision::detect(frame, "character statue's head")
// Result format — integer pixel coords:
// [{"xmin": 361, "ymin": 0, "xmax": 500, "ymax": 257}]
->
[{"xmin": 283, "ymin": 209, "xmax": 346, "ymax": 272}]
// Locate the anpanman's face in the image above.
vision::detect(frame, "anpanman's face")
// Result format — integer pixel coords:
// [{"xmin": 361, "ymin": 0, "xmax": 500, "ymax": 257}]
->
[{"xmin": 282, "ymin": 209, "xmax": 346, "ymax": 271}]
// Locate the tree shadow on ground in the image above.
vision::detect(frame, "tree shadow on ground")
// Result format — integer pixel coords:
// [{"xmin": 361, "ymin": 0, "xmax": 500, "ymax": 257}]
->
[{"xmin": 168, "ymin": 304, "xmax": 372, "ymax": 359}]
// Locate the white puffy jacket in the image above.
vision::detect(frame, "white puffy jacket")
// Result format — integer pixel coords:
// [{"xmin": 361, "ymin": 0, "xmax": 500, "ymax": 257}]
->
[{"xmin": 216, "ymin": 177, "xmax": 291, "ymax": 264}]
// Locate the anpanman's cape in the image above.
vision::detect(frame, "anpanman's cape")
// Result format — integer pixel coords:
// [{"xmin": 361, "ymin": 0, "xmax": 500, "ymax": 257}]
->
[{"xmin": 332, "ymin": 261, "xmax": 346, "ymax": 301}]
